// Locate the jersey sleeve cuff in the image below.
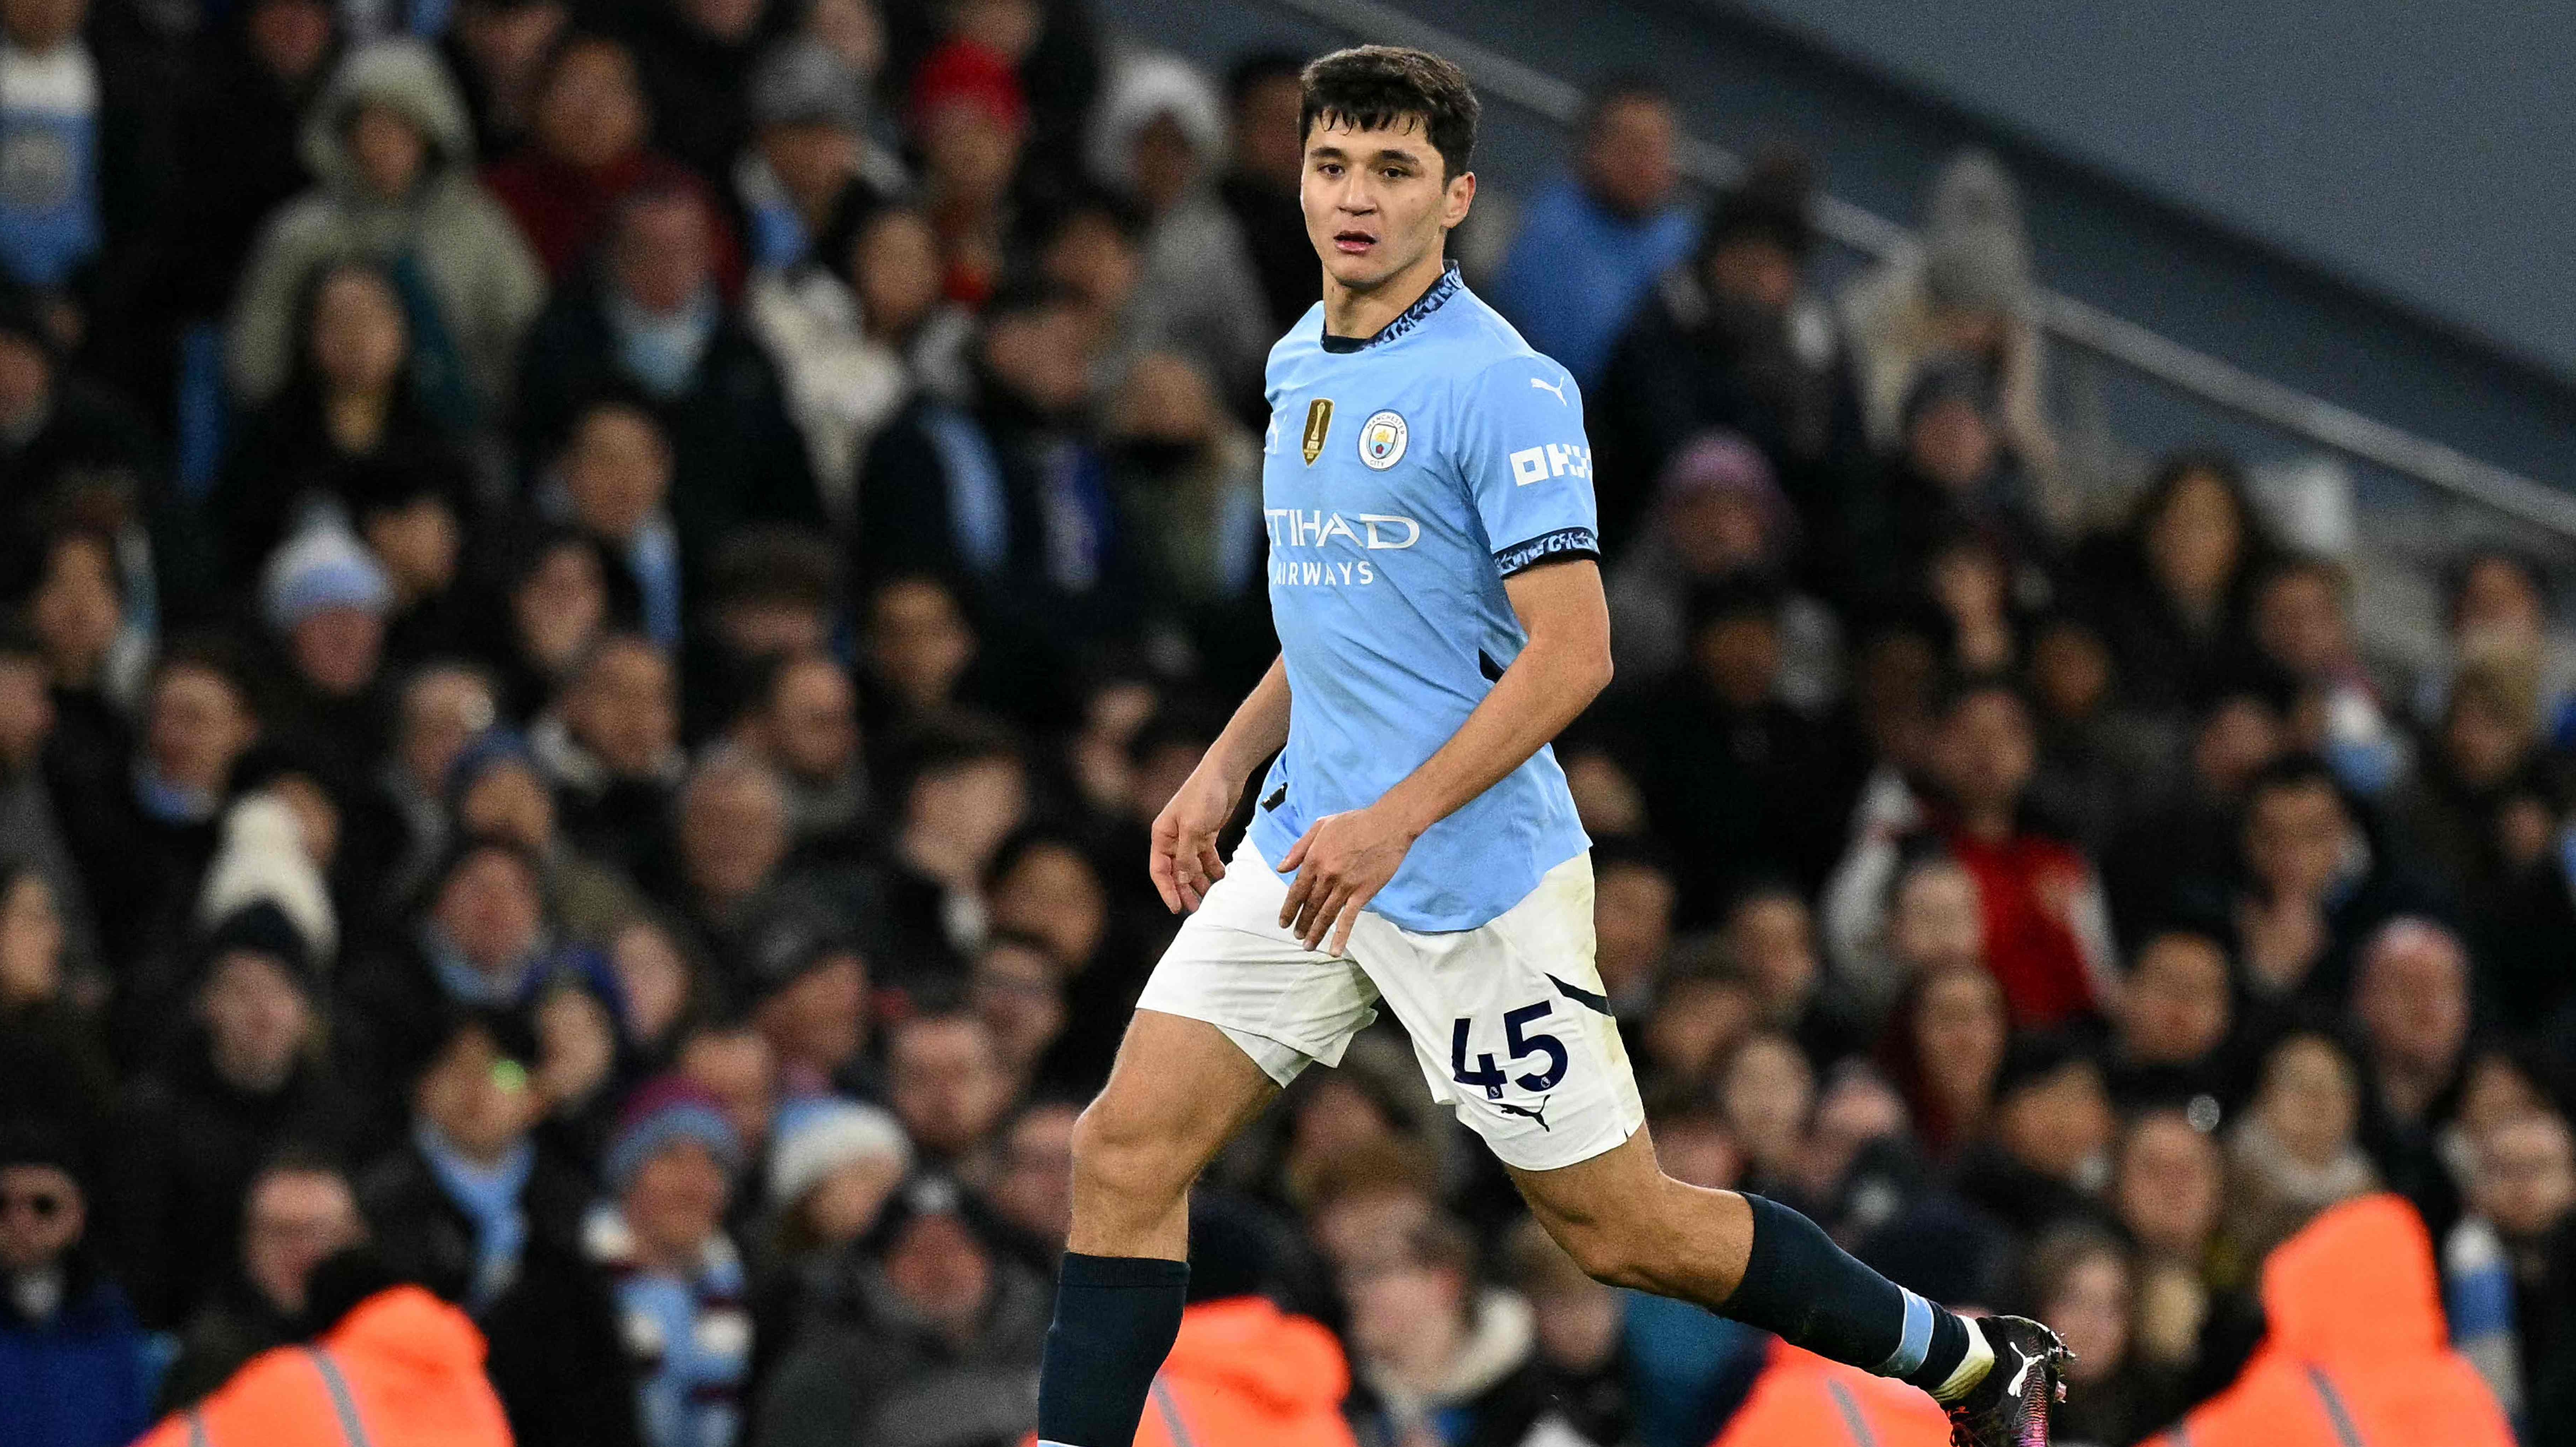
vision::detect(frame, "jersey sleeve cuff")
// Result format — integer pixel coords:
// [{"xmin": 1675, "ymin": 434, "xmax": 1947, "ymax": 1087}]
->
[{"xmin": 1494, "ymin": 526, "xmax": 1601, "ymax": 576}]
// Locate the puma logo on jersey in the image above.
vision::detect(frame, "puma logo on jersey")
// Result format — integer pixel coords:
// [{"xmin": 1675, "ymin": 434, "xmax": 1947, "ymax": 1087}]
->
[
  {"xmin": 1529, "ymin": 376, "xmax": 1569, "ymax": 405},
  {"xmin": 1496, "ymin": 1097, "xmax": 1553, "ymax": 1130}
]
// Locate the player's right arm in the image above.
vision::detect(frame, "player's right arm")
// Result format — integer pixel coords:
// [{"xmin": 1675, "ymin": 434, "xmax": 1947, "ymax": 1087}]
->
[{"xmin": 1150, "ymin": 654, "xmax": 1292, "ymax": 913}]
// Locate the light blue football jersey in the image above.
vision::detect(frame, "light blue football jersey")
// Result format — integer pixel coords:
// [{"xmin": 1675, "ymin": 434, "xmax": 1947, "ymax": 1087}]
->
[{"xmin": 1247, "ymin": 262, "xmax": 1598, "ymax": 932}]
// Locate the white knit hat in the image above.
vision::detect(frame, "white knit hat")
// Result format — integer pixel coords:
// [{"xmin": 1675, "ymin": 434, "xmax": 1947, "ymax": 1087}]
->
[{"xmin": 767, "ymin": 1096, "xmax": 912, "ymax": 1207}]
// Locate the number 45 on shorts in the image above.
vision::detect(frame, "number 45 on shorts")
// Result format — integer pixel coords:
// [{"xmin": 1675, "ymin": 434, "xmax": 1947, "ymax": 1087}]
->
[{"xmin": 1450, "ymin": 1002, "xmax": 1568, "ymax": 1101}]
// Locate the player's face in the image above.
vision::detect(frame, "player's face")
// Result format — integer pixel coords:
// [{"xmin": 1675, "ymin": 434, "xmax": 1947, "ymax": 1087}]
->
[{"xmin": 1301, "ymin": 115, "xmax": 1474, "ymax": 293}]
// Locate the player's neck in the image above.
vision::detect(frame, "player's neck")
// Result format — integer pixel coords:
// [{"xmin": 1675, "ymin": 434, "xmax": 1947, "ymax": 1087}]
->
[{"xmin": 1322, "ymin": 245, "xmax": 1451, "ymax": 342}]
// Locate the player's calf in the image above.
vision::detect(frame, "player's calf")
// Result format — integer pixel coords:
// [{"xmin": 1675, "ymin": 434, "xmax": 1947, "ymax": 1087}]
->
[{"xmin": 1515, "ymin": 1135, "xmax": 2007, "ymax": 1410}]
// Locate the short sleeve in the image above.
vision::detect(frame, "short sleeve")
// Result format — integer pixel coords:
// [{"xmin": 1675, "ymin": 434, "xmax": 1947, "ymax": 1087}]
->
[{"xmin": 1451, "ymin": 354, "xmax": 1600, "ymax": 576}]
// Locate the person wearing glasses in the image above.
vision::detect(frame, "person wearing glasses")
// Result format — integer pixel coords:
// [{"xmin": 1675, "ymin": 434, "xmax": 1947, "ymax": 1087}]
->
[{"xmin": 0, "ymin": 1124, "xmax": 153, "ymax": 1447}]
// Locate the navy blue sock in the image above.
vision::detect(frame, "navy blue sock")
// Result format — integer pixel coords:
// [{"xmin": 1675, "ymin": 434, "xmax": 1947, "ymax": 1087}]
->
[
  {"xmin": 1721, "ymin": 1194, "xmax": 1973, "ymax": 1394},
  {"xmin": 1037, "ymin": 1252, "xmax": 1190, "ymax": 1446}
]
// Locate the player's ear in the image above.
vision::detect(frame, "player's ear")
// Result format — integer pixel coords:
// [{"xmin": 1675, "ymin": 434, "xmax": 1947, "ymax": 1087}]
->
[{"xmin": 1442, "ymin": 169, "xmax": 1477, "ymax": 229}]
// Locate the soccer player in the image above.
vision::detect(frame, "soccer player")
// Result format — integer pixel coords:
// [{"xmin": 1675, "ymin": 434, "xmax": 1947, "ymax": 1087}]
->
[{"xmin": 1035, "ymin": 45, "xmax": 2067, "ymax": 1447}]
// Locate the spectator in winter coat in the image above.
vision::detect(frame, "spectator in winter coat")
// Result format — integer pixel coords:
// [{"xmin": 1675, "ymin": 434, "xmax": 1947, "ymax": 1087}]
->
[
  {"xmin": 483, "ymin": 32, "xmax": 742, "ymax": 290},
  {"xmin": 1344, "ymin": 1212, "xmax": 1599, "ymax": 1447},
  {"xmin": 155, "ymin": 1153, "xmax": 368, "ymax": 1412},
  {"xmin": 1594, "ymin": 149, "xmax": 1865, "ymax": 560},
  {"xmin": 1603, "ymin": 432, "xmax": 1842, "ymax": 710},
  {"xmin": 1825, "ymin": 676, "xmax": 2118, "ymax": 1028},
  {"xmin": 514, "ymin": 186, "xmax": 819, "ymax": 557},
  {"xmin": 529, "ymin": 633, "xmax": 685, "ymax": 879},
  {"xmin": 102, "ymin": 904, "xmax": 350, "ymax": 1329},
  {"xmin": 1084, "ymin": 51, "xmax": 1273, "ymax": 413},
  {"xmin": 53, "ymin": 644, "xmax": 264, "ymax": 973},
  {"xmin": 2445, "ymin": 1110, "xmax": 2576, "ymax": 1437},
  {"xmin": 735, "ymin": 38, "xmax": 904, "ymax": 275},
  {"xmin": 618, "ymin": 0, "xmax": 785, "ymax": 187},
  {"xmin": 0, "ymin": 1127, "xmax": 153, "ymax": 1447},
  {"xmin": 228, "ymin": 40, "xmax": 545, "ymax": 419},
  {"xmin": 754, "ymin": 1174, "xmax": 1052, "ymax": 1447},
  {"xmin": 2068, "ymin": 451, "xmax": 2279, "ymax": 717},
  {"xmin": 356, "ymin": 1005, "xmax": 643, "ymax": 1447},
  {"xmin": 1490, "ymin": 77, "xmax": 1697, "ymax": 390},
  {"xmin": 588, "ymin": 1076, "xmax": 753, "ymax": 1447},
  {"xmin": 1838, "ymin": 148, "xmax": 2059, "ymax": 512},
  {"xmin": 0, "ymin": 861, "xmax": 110, "ymax": 1147}
]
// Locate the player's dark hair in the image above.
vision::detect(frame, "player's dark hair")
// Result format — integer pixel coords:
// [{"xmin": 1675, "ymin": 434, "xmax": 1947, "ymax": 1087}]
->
[{"xmin": 1299, "ymin": 46, "xmax": 1478, "ymax": 180}]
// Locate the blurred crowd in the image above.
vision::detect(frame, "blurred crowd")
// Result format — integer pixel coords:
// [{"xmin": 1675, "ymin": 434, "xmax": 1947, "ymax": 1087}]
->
[{"xmin": 0, "ymin": 1, "xmax": 2572, "ymax": 1446}]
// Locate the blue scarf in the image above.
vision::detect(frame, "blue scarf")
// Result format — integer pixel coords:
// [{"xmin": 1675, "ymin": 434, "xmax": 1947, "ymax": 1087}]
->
[
  {"xmin": 132, "ymin": 760, "xmax": 217, "ymax": 826},
  {"xmin": 419, "ymin": 921, "xmax": 546, "ymax": 1007},
  {"xmin": 609, "ymin": 290, "xmax": 719, "ymax": 400},
  {"xmin": 597, "ymin": 1210, "xmax": 750, "ymax": 1447},
  {"xmin": 417, "ymin": 1122, "xmax": 535, "ymax": 1309}
]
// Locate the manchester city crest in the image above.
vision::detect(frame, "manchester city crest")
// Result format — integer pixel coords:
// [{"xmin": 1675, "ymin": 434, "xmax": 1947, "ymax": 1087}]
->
[{"xmin": 1359, "ymin": 410, "xmax": 1408, "ymax": 470}]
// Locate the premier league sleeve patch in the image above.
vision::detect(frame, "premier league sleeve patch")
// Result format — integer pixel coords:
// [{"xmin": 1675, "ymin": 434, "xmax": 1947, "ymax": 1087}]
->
[{"xmin": 1359, "ymin": 410, "xmax": 1409, "ymax": 470}]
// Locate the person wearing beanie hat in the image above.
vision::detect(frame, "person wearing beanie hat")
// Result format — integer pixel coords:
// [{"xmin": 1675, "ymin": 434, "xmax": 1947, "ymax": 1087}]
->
[
  {"xmin": 907, "ymin": 39, "xmax": 1027, "ymax": 307},
  {"xmin": 761, "ymin": 1095, "xmax": 911, "ymax": 1268},
  {"xmin": 1838, "ymin": 147, "xmax": 2061, "ymax": 512},
  {"xmin": 1083, "ymin": 50, "xmax": 1273, "ymax": 411},
  {"xmin": 196, "ymin": 790, "xmax": 339, "ymax": 966},
  {"xmin": 755, "ymin": 1169, "xmax": 1053, "ymax": 1447},
  {"xmin": 589, "ymin": 1074, "xmax": 751, "ymax": 1447},
  {"xmin": 0, "ymin": 1120, "xmax": 155, "ymax": 1447},
  {"xmin": 738, "ymin": 38, "xmax": 905, "ymax": 273},
  {"xmin": 261, "ymin": 522, "xmax": 393, "ymax": 699},
  {"xmin": 1604, "ymin": 428, "xmax": 1842, "ymax": 710}
]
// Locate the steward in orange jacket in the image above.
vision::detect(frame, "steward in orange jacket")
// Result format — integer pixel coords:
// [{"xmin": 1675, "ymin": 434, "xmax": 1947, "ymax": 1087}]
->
[
  {"xmin": 1131, "ymin": 1296, "xmax": 1357, "ymax": 1447},
  {"xmin": 2143, "ymin": 1192, "xmax": 2513, "ymax": 1447},
  {"xmin": 1710, "ymin": 1336, "xmax": 1953, "ymax": 1447},
  {"xmin": 132, "ymin": 1285, "xmax": 511, "ymax": 1447}
]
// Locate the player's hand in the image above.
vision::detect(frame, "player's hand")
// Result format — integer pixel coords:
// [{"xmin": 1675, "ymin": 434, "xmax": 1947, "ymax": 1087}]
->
[
  {"xmin": 1276, "ymin": 804, "xmax": 1421, "ymax": 955},
  {"xmin": 1149, "ymin": 763, "xmax": 1238, "ymax": 914}
]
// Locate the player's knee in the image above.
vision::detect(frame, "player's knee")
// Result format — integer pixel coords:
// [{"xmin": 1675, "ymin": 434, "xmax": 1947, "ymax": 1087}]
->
[{"xmin": 1069, "ymin": 1099, "xmax": 1188, "ymax": 1211}]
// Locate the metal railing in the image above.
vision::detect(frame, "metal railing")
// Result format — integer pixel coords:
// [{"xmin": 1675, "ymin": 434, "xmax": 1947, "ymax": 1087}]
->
[{"xmin": 1257, "ymin": 0, "xmax": 2576, "ymax": 539}]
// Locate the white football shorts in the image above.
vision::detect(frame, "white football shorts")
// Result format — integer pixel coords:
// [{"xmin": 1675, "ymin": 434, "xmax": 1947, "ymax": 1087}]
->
[{"xmin": 1134, "ymin": 838, "xmax": 1645, "ymax": 1172}]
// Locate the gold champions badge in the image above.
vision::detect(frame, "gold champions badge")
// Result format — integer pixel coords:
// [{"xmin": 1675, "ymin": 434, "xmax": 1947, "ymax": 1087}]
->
[{"xmin": 1301, "ymin": 398, "xmax": 1334, "ymax": 465}]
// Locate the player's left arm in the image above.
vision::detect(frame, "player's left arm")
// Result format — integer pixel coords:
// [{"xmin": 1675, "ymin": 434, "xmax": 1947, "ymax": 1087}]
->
[{"xmin": 1279, "ymin": 355, "xmax": 1609, "ymax": 953}]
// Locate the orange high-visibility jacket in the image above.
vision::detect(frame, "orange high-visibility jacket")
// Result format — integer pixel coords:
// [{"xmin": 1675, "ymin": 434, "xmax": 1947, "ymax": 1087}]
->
[
  {"xmin": 1132, "ymin": 1297, "xmax": 1357, "ymax": 1447},
  {"xmin": 2143, "ymin": 1193, "xmax": 2514, "ymax": 1447},
  {"xmin": 132, "ymin": 1286, "xmax": 512, "ymax": 1447},
  {"xmin": 1711, "ymin": 1337, "xmax": 1955, "ymax": 1447}
]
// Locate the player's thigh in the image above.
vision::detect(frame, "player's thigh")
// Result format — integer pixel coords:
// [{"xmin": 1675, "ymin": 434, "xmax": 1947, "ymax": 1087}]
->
[
  {"xmin": 1357, "ymin": 852, "xmax": 1645, "ymax": 1174},
  {"xmin": 1076, "ymin": 1007, "xmax": 1282, "ymax": 1196}
]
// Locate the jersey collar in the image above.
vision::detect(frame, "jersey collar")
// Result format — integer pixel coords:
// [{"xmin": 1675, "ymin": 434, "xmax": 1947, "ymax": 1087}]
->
[{"xmin": 1319, "ymin": 261, "xmax": 1463, "ymax": 353}]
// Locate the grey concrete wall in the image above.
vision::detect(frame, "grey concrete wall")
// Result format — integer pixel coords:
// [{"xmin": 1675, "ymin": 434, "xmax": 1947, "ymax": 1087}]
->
[{"xmin": 1731, "ymin": 0, "xmax": 2576, "ymax": 383}]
